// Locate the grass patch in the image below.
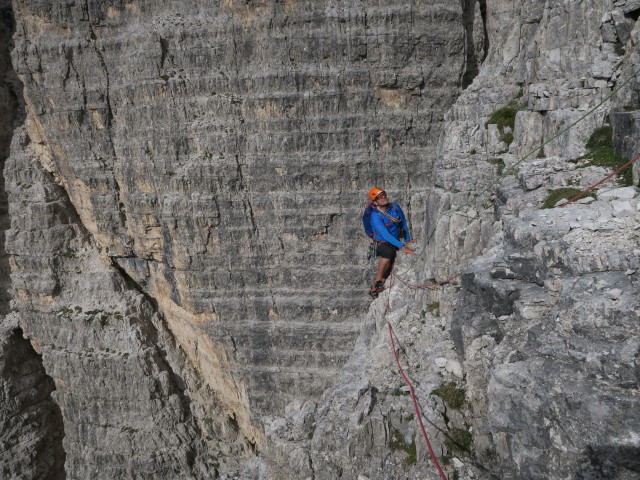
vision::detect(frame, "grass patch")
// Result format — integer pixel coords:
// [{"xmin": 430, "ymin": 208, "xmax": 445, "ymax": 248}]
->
[
  {"xmin": 391, "ymin": 389, "xmax": 411, "ymax": 397},
  {"xmin": 500, "ymin": 131, "xmax": 514, "ymax": 146},
  {"xmin": 389, "ymin": 428, "xmax": 417, "ymax": 465},
  {"xmin": 486, "ymin": 107, "xmax": 517, "ymax": 132},
  {"xmin": 426, "ymin": 301, "xmax": 440, "ymax": 315},
  {"xmin": 431, "ymin": 382, "xmax": 466, "ymax": 409},
  {"xmin": 542, "ymin": 187, "xmax": 589, "ymax": 208},
  {"xmin": 445, "ymin": 427, "xmax": 473, "ymax": 455},
  {"xmin": 584, "ymin": 125, "xmax": 633, "ymax": 186},
  {"xmin": 487, "ymin": 157, "xmax": 505, "ymax": 176},
  {"xmin": 486, "ymin": 98, "xmax": 528, "ymax": 148}
]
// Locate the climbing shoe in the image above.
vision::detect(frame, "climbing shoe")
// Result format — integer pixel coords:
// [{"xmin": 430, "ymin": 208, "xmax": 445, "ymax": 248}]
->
[{"xmin": 369, "ymin": 281, "xmax": 384, "ymax": 299}]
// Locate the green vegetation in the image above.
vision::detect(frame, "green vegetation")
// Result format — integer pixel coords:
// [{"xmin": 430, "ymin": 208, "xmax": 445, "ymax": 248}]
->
[
  {"xmin": 431, "ymin": 382, "xmax": 466, "ymax": 410},
  {"xmin": 500, "ymin": 131, "xmax": 514, "ymax": 146},
  {"xmin": 487, "ymin": 157, "xmax": 505, "ymax": 176},
  {"xmin": 542, "ymin": 187, "xmax": 593, "ymax": 209},
  {"xmin": 59, "ymin": 249, "xmax": 77, "ymax": 259},
  {"xmin": 584, "ymin": 125, "xmax": 633, "ymax": 186},
  {"xmin": 486, "ymin": 95, "xmax": 528, "ymax": 149},
  {"xmin": 391, "ymin": 388, "xmax": 411, "ymax": 397},
  {"xmin": 389, "ymin": 428, "xmax": 417, "ymax": 465},
  {"xmin": 445, "ymin": 427, "xmax": 474, "ymax": 455},
  {"xmin": 486, "ymin": 107, "xmax": 517, "ymax": 132},
  {"xmin": 426, "ymin": 301, "xmax": 440, "ymax": 316},
  {"xmin": 404, "ymin": 440, "xmax": 417, "ymax": 465},
  {"xmin": 486, "ymin": 107, "xmax": 519, "ymax": 147},
  {"xmin": 55, "ymin": 306, "xmax": 74, "ymax": 318}
]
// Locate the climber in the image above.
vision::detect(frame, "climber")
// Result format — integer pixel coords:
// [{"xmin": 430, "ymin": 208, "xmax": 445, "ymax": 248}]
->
[{"xmin": 364, "ymin": 187, "xmax": 415, "ymax": 299}]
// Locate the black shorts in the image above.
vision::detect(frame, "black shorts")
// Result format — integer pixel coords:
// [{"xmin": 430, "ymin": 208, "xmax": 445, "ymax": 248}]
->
[{"xmin": 376, "ymin": 242, "xmax": 398, "ymax": 259}]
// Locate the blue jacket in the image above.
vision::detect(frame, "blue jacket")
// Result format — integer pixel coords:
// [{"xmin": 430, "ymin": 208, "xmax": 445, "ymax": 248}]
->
[{"xmin": 370, "ymin": 203, "xmax": 410, "ymax": 249}]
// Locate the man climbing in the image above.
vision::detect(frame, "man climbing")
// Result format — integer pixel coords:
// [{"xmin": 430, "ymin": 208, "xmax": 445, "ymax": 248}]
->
[{"xmin": 365, "ymin": 187, "xmax": 415, "ymax": 299}]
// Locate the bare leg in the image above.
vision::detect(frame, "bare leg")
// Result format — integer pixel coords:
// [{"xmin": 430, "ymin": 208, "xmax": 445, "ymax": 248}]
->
[
  {"xmin": 375, "ymin": 258, "xmax": 391, "ymax": 284},
  {"xmin": 383, "ymin": 254, "xmax": 396, "ymax": 281}
]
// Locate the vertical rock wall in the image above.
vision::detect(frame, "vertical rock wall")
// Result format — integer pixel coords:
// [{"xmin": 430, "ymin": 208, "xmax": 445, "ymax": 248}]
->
[
  {"xmin": 5, "ymin": 125, "xmax": 257, "ymax": 478},
  {"xmin": 0, "ymin": 0, "xmax": 17, "ymax": 312},
  {"xmin": 6, "ymin": 0, "xmax": 638, "ymax": 479},
  {"xmin": 2, "ymin": 0, "xmax": 470, "ymax": 477},
  {"xmin": 9, "ymin": 0, "xmax": 467, "ymax": 422}
]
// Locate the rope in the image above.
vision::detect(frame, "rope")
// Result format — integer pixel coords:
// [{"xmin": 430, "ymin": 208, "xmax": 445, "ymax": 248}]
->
[
  {"xmin": 384, "ymin": 268, "xmax": 447, "ymax": 477},
  {"xmin": 396, "ymin": 65, "xmax": 640, "ymax": 278},
  {"xmin": 379, "ymin": 68, "xmax": 640, "ymax": 479},
  {"xmin": 558, "ymin": 153, "xmax": 640, "ymax": 207},
  {"xmin": 387, "ymin": 321, "xmax": 448, "ymax": 480}
]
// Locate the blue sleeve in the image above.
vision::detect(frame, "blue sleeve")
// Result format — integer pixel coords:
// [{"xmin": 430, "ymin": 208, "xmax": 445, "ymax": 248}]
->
[
  {"xmin": 397, "ymin": 205, "xmax": 411, "ymax": 242},
  {"xmin": 371, "ymin": 212, "xmax": 405, "ymax": 249}
]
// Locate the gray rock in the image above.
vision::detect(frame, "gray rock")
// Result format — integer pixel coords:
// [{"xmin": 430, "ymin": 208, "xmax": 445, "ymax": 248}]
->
[
  {"xmin": 2, "ymin": 0, "xmax": 640, "ymax": 479},
  {"xmin": 598, "ymin": 186, "xmax": 637, "ymax": 199}
]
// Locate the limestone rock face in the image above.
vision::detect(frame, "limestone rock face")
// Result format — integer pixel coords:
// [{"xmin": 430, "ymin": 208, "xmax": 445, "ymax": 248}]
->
[
  {"xmin": 264, "ymin": 1, "xmax": 640, "ymax": 479},
  {"xmin": 4, "ymin": 126, "xmax": 255, "ymax": 478},
  {"xmin": 1, "ymin": 0, "xmax": 468, "ymax": 478},
  {"xmin": 2, "ymin": 0, "xmax": 640, "ymax": 479},
  {"xmin": 8, "ymin": 0, "xmax": 466, "ymax": 420}
]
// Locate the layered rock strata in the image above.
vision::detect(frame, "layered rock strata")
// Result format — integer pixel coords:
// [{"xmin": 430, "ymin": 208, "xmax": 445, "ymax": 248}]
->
[
  {"xmin": 2, "ymin": 0, "xmax": 474, "ymax": 477},
  {"xmin": 264, "ymin": 1, "xmax": 640, "ymax": 479},
  {"xmin": 2, "ymin": 0, "xmax": 640, "ymax": 479},
  {"xmin": 8, "ymin": 0, "xmax": 469, "ymax": 421},
  {"xmin": 0, "ymin": 324, "xmax": 65, "ymax": 479},
  {"xmin": 5, "ymin": 126, "xmax": 256, "ymax": 478}
]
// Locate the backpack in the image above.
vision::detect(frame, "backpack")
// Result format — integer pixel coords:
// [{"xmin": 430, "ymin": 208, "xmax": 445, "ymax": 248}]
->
[{"xmin": 362, "ymin": 202, "xmax": 378, "ymax": 238}]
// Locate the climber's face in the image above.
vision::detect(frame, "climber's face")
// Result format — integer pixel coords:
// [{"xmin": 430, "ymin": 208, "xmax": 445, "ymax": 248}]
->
[{"xmin": 374, "ymin": 192, "xmax": 389, "ymax": 207}]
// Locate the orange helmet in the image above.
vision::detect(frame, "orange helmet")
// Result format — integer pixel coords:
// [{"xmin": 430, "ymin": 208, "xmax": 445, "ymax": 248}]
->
[{"xmin": 368, "ymin": 187, "xmax": 385, "ymax": 201}]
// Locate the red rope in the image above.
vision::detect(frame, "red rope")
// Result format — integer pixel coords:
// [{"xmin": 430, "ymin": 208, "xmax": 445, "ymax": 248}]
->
[
  {"xmin": 384, "ymin": 269, "xmax": 447, "ymax": 478},
  {"xmin": 385, "ymin": 266, "xmax": 394, "ymax": 314},
  {"xmin": 387, "ymin": 321, "xmax": 448, "ymax": 480},
  {"xmin": 380, "ymin": 153, "xmax": 639, "ymax": 480},
  {"xmin": 558, "ymin": 153, "xmax": 640, "ymax": 207}
]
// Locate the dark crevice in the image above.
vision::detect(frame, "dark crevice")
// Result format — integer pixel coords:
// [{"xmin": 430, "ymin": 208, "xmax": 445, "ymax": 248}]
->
[
  {"xmin": 0, "ymin": 327, "xmax": 66, "ymax": 479},
  {"xmin": 626, "ymin": 8, "xmax": 640, "ymax": 22},
  {"xmin": 0, "ymin": 0, "xmax": 23, "ymax": 316},
  {"xmin": 461, "ymin": 0, "xmax": 488, "ymax": 89},
  {"xmin": 160, "ymin": 37, "xmax": 169, "ymax": 69}
]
